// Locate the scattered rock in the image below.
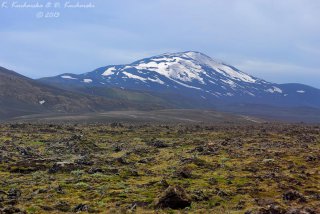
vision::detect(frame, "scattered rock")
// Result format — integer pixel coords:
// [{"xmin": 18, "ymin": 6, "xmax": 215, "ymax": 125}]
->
[
  {"xmin": 55, "ymin": 185, "xmax": 65, "ymax": 194},
  {"xmin": 255, "ymin": 198, "xmax": 278, "ymax": 206},
  {"xmin": 193, "ymin": 144, "xmax": 218, "ymax": 155},
  {"xmin": 305, "ymin": 155, "xmax": 317, "ymax": 162},
  {"xmin": 147, "ymin": 139, "xmax": 168, "ymax": 148},
  {"xmin": 0, "ymin": 206, "xmax": 26, "ymax": 214},
  {"xmin": 7, "ymin": 189, "xmax": 21, "ymax": 200},
  {"xmin": 138, "ymin": 157, "xmax": 155, "ymax": 164},
  {"xmin": 54, "ymin": 201, "xmax": 71, "ymax": 212},
  {"xmin": 70, "ymin": 134, "xmax": 83, "ymax": 141},
  {"xmin": 39, "ymin": 205, "xmax": 54, "ymax": 211},
  {"xmin": 74, "ymin": 156, "xmax": 94, "ymax": 166},
  {"xmin": 32, "ymin": 188, "xmax": 47, "ymax": 195},
  {"xmin": 235, "ymin": 200, "xmax": 246, "ymax": 210},
  {"xmin": 192, "ymin": 190, "xmax": 209, "ymax": 201},
  {"xmin": 114, "ymin": 157, "xmax": 129, "ymax": 165},
  {"xmin": 215, "ymin": 188, "xmax": 230, "ymax": 198},
  {"xmin": 113, "ymin": 144, "xmax": 123, "ymax": 152},
  {"xmin": 208, "ymin": 177, "xmax": 218, "ymax": 185},
  {"xmin": 159, "ymin": 179, "xmax": 169, "ymax": 188},
  {"xmin": 155, "ymin": 186, "xmax": 191, "ymax": 209},
  {"xmin": 128, "ymin": 203, "xmax": 137, "ymax": 211},
  {"xmin": 175, "ymin": 166, "xmax": 192, "ymax": 179},
  {"xmin": 48, "ymin": 162, "xmax": 78, "ymax": 173},
  {"xmin": 283, "ymin": 190, "xmax": 306, "ymax": 202},
  {"xmin": 110, "ymin": 122, "xmax": 123, "ymax": 128},
  {"xmin": 256, "ymin": 204, "xmax": 287, "ymax": 214},
  {"xmin": 16, "ymin": 147, "xmax": 32, "ymax": 157},
  {"xmin": 73, "ymin": 204, "xmax": 89, "ymax": 212},
  {"xmin": 87, "ymin": 167, "xmax": 104, "ymax": 174},
  {"xmin": 286, "ymin": 207, "xmax": 317, "ymax": 214},
  {"xmin": 9, "ymin": 159, "xmax": 47, "ymax": 173}
]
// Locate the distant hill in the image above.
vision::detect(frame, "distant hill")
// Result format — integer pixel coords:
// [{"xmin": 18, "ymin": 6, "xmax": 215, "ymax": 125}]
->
[{"xmin": 0, "ymin": 67, "xmax": 166, "ymax": 119}]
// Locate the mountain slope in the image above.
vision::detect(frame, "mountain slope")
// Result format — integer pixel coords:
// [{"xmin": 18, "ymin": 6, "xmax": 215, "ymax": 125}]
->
[
  {"xmin": 39, "ymin": 51, "xmax": 320, "ymax": 109},
  {"xmin": 0, "ymin": 67, "xmax": 166, "ymax": 119}
]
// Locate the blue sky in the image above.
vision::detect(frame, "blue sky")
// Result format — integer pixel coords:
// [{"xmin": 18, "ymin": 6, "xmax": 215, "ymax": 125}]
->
[{"xmin": 1, "ymin": 0, "xmax": 320, "ymax": 88}]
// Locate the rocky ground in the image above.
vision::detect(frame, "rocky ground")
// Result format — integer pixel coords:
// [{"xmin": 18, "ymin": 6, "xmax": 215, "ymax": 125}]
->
[{"xmin": 0, "ymin": 122, "xmax": 319, "ymax": 213}]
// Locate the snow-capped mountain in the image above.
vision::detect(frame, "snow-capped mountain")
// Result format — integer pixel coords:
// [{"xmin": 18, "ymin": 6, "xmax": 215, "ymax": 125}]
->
[{"xmin": 39, "ymin": 51, "xmax": 320, "ymax": 108}]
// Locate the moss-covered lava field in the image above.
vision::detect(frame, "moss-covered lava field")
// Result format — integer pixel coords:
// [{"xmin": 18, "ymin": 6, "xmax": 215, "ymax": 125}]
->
[{"xmin": 0, "ymin": 123, "xmax": 319, "ymax": 213}]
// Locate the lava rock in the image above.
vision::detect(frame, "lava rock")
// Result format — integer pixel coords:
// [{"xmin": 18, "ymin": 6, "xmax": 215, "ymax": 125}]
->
[
  {"xmin": 147, "ymin": 139, "xmax": 168, "ymax": 148},
  {"xmin": 48, "ymin": 162, "xmax": 78, "ymax": 173},
  {"xmin": 74, "ymin": 156, "xmax": 94, "ymax": 166},
  {"xmin": 283, "ymin": 190, "xmax": 306, "ymax": 202},
  {"xmin": 87, "ymin": 167, "xmax": 104, "ymax": 174},
  {"xmin": 7, "ymin": 189, "xmax": 21, "ymax": 200},
  {"xmin": 192, "ymin": 190, "xmax": 209, "ymax": 201},
  {"xmin": 286, "ymin": 207, "xmax": 317, "ymax": 214},
  {"xmin": 73, "ymin": 204, "xmax": 89, "ymax": 212},
  {"xmin": 155, "ymin": 186, "xmax": 191, "ymax": 209},
  {"xmin": 175, "ymin": 166, "xmax": 193, "ymax": 179},
  {"xmin": 0, "ymin": 206, "xmax": 26, "ymax": 214},
  {"xmin": 255, "ymin": 204, "xmax": 287, "ymax": 214},
  {"xmin": 54, "ymin": 201, "xmax": 71, "ymax": 212}
]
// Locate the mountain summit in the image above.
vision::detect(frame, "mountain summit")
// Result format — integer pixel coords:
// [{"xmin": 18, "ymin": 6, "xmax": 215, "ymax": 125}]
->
[{"xmin": 42, "ymin": 51, "xmax": 268, "ymax": 96}]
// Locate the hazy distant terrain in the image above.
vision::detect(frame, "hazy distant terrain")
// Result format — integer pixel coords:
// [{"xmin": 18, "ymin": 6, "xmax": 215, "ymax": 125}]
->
[{"xmin": 8, "ymin": 109, "xmax": 261, "ymax": 124}]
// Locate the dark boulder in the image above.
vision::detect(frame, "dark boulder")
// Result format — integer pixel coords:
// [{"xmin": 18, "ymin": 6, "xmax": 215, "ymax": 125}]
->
[
  {"xmin": 155, "ymin": 186, "xmax": 191, "ymax": 209},
  {"xmin": 0, "ymin": 206, "xmax": 26, "ymax": 214},
  {"xmin": 286, "ymin": 207, "xmax": 317, "ymax": 214},
  {"xmin": 74, "ymin": 156, "xmax": 94, "ymax": 166},
  {"xmin": 175, "ymin": 166, "xmax": 193, "ymax": 179},
  {"xmin": 73, "ymin": 204, "xmax": 89, "ymax": 212},
  {"xmin": 7, "ymin": 189, "xmax": 21, "ymax": 200},
  {"xmin": 192, "ymin": 190, "xmax": 209, "ymax": 201},
  {"xmin": 147, "ymin": 139, "xmax": 168, "ymax": 148},
  {"xmin": 54, "ymin": 201, "xmax": 70, "ymax": 212},
  {"xmin": 283, "ymin": 190, "xmax": 306, "ymax": 202},
  {"xmin": 249, "ymin": 204, "xmax": 287, "ymax": 214},
  {"xmin": 48, "ymin": 162, "xmax": 78, "ymax": 173}
]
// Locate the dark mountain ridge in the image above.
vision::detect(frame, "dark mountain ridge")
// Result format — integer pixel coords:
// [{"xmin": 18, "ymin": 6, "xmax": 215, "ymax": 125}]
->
[{"xmin": 0, "ymin": 67, "xmax": 165, "ymax": 119}]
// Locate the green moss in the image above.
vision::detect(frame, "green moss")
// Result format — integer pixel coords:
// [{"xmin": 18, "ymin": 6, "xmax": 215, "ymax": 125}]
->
[{"xmin": 0, "ymin": 123, "xmax": 319, "ymax": 213}]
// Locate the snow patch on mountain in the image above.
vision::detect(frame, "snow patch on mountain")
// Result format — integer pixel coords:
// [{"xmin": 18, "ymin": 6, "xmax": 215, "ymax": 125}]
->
[
  {"xmin": 265, "ymin": 86, "xmax": 282, "ymax": 93},
  {"xmin": 103, "ymin": 67, "xmax": 116, "ymax": 76},
  {"xmin": 83, "ymin": 79, "xmax": 92, "ymax": 83},
  {"xmin": 182, "ymin": 51, "xmax": 256, "ymax": 83},
  {"xmin": 221, "ymin": 79, "xmax": 237, "ymax": 88},
  {"xmin": 133, "ymin": 58, "xmax": 205, "ymax": 84},
  {"xmin": 123, "ymin": 72, "xmax": 146, "ymax": 82},
  {"xmin": 170, "ymin": 79, "xmax": 202, "ymax": 90},
  {"xmin": 61, "ymin": 75, "xmax": 77, "ymax": 80},
  {"xmin": 148, "ymin": 77, "xmax": 165, "ymax": 84}
]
